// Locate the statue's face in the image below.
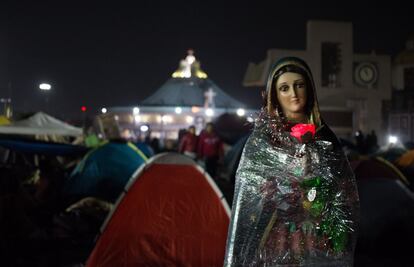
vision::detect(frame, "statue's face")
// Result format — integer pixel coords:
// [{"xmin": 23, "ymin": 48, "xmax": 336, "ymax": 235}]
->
[{"xmin": 275, "ymin": 72, "xmax": 307, "ymax": 119}]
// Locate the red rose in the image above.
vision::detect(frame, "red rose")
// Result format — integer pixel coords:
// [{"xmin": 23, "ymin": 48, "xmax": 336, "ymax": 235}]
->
[{"xmin": 290, "ymin": 124, "xmax": 316, "ymax": 143}]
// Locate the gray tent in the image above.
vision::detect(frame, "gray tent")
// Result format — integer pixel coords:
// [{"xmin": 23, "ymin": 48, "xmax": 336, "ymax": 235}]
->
[{"xmin": 0, "ymin": 112, "xmax": 82, "ymax": 137}]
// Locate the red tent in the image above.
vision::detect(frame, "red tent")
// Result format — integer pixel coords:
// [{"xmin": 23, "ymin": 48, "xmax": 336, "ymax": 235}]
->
[{"xmin": 86, "ymin": 153, "xmax": 230, "ymax": 267}]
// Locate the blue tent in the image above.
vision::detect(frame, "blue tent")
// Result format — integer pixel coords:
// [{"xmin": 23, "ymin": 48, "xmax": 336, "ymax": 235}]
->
[
  {"xmin": 134, "ymin": 142, "xmax": 155, "ymax": 158},
  {"xmin": 64, "ymin": 141, "xmax": 147, "ymax": 202}
]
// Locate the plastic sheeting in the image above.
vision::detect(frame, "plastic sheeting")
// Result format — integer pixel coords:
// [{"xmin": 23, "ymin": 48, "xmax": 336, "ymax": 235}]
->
[
  {"xmin": 86, "ymin": 155, "xmax": 230, "ymax": 267},
  {"xmin": 224, "ymin": 116, "xmax": 360, "ymax": 266}
]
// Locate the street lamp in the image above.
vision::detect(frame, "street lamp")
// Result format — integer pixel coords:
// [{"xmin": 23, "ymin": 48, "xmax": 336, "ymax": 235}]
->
[
  {"xmin": 133, "ymin": 107, "xmax": 140, "ymax": 115},
  {"xmin": 39, "ymin": 83, "xmax": 52, "ymax": 91},
  {"xmin": 236, "ymin": 108, "xmax": 245, "ymax": 117},
  {"xmin": 388, "ymin": 135, "xmax": 398, "ymax": 144},
  {"xmin": 205, "ymin": 108, "xmax": 214, "ymax": 117}
]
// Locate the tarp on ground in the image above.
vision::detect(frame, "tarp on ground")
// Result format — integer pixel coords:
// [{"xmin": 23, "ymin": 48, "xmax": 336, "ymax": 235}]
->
[
  {"xmin": 351, "ymin": 157, "xmax": 410, "ymax": 186},
  {"xmin": 0, "ymin": 138, "xmax": 88, "ymax": 156},
  {"xmin": 0, "ymin": 112, "xmax": 83, "ymax": 137},
  {"xmin": 63, "ymin": 141, "xmax": 147, "ymax": 202},
  {"xmin": 86, "ymin": 152, "xmax": 230, "ymax": 267}
]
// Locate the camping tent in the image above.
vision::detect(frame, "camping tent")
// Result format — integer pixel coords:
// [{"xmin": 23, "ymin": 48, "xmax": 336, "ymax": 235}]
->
[
  {"xmin": 355, "ymin": 178, "xmax": 414, "ymax": 266},
  {"xmin": 86, "ymin": 152, "xmax": 230, "ymax": 267},
  {"xmin": 64, "ymin": 141, "xmax": 147, "ymax": 202},
  {"xmin": 395, "ymin": 149, "xmax": 414, "ymax": 168},
  {"xmin": 0, "ymin": 112, "xmax": 83, "ymax": 137},
  {"xmin": 351, "ymin": 157, "xmax": 410, "ymax": 186},
  {"xmin": 134, "ymin": 141, "xmax": 155, "ymax": 158},
  {"xmin": 373, "ymin": 147, "xmax": 407, "ymax": 163},
  {"xmin": 0, "ymin": 115, "xmax": 10, "ymax": 125}
]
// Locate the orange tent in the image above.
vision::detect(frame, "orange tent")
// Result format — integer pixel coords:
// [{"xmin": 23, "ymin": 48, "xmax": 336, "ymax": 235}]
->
[
  {"xmin": 396, "ymin": 149, "xmax": 414, "ymax": 168},
  {"xmin": 86, "ymin": 153, "xmax": 230, "ymax": 267}
]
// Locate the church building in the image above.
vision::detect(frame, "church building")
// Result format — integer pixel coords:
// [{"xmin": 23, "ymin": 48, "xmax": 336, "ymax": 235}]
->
[{"xmin": 104, "ymin": 51, "xmax": 252, "ymax": 141}]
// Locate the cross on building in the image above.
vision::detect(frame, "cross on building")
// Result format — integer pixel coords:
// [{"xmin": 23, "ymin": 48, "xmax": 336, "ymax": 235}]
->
[{"xmin": 204, "ymin": 88, "xmax": 216, "ymax": 108}]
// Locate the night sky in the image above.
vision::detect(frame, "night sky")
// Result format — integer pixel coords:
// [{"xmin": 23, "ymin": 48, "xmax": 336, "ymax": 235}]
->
[{"xmin": 3, "ymin": 1, "xmax": 413, "ymax": 119}]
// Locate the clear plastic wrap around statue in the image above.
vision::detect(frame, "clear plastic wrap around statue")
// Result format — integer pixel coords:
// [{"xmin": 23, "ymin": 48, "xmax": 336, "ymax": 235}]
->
[{"xmin": 224, "ymin": 57, "xmax": 360, "ymax": 267}]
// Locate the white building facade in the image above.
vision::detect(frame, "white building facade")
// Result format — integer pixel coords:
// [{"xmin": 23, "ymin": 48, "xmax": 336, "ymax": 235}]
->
[
  {"xmin": 244, "ymin": 21, "xmax": 392, "ymax": 143},
  {"xmin": 388, "ymin": 36, "xmax": 414, "ymax": 143}
]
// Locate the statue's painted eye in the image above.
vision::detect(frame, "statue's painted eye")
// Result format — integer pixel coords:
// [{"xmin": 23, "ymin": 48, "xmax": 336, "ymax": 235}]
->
[
  {"xmin": 279, "ymin": 85, "xmax": 289, "ymax": 92},
  {"xmin": 295, "ymin": 83, "xmax": 305, "ymax": 89}
]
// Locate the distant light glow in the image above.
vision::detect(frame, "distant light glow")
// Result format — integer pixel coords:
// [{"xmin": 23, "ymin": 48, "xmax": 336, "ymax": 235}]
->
[
  {"xmin": 101, "ymin": 108, "xmax": 107, "ymax": 114},
  {"xmin": 114, "ymin": 115, "xmax": 119, "ymax": 121},
  {"xmin": 205, "ymin": 108, "xmax": 214, "ymax": 117},
  {"xmin": 134, "ymin": 115, "xmax": 141, "ymax": 123},
  {"xmin": 161, "ymin": 115, "xmax": 173, "ymax": 123},
  {"xmin": 191, "ymin": 106, "xmax": 200, "ymax": 113},
  {"xmin": 389, "ymin": 135, "xmax": 398, "ymax": 144},
  {"xmin": 81, "ymin": 106, "xmax": 87, "ymax": 112},
  {"xmin": 186, "ymin": 55, "xmax": 195, "ymax": 64},
  {"xmin": 247, "ymin": 116, "xmax": 254, "ymax": 123},
  {"xmin": 39, "ymin": 83, "xmax": 51, "ymax": 90},
  {"xmin": 171, "ymin": 52, "xmax": 208, "ymax": 79},
  {"xmin": 156, "ymin": 115, "xmax": 162, "ymax": 123},
  {"xmin": 140, "ymin": 125, "xmax": 149, "ymax": 132},
  {"xmin": 175, "ymin": 107, "xmax": 182, "ymax": 114},
  {"xmin": 236, "ymin": 108, "xmax": 245, "ymax": 117},
  {"xmin": 186, "ymin": 116, "xmax": 194, "ymax": 124},
  {"xmin": 133, "ymin": 107, "xmax": 140, "ymax": 115}
]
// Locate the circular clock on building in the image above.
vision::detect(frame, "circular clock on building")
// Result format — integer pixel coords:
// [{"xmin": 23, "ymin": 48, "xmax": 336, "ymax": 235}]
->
[{"xmin": 354, "ymin": 62, "xmax": 378, "ymax": 86}]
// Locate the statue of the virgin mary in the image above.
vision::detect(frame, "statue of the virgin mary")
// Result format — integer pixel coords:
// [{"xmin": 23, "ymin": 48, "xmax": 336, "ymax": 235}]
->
[{"xmin": 224, "ymin": 57, "xmax": 360, "ymax": 266}]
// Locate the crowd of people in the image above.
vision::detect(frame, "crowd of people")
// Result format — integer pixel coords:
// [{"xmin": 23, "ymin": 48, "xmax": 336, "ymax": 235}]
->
[
  {"xmin": 178, "ymin": 123, "xmax": 224, "ymax": 179},
  {"xmin": 354, "ymin": 129, "xmax": 379, "ymax": 154}
]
